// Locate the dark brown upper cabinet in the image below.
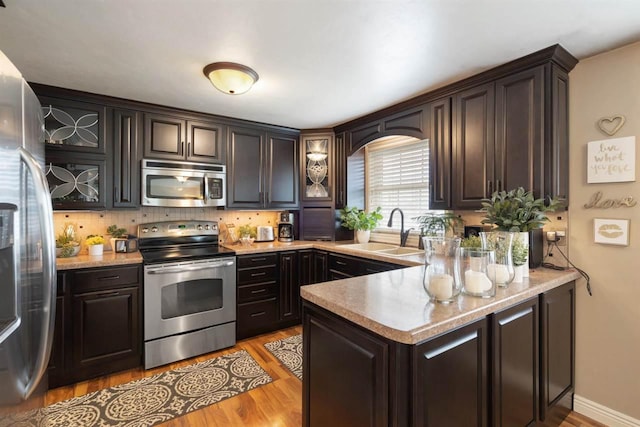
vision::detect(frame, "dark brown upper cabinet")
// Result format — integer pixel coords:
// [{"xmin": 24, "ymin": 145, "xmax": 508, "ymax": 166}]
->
[
  {"xmin": 227, "ymin": 124, "xmax": 299, "ymax": 209},
  {"xmin": 495, "ymin": 66, "xmax": 544, "ymax": 198},
  {"xmin": 111, "ymin": 108, "xmax": 141, "ymax": 208},
  {"xmin": 427, "ymin": 97, "xmax": 452, "ymax": 210},
  {"xmin": 40, "ymin": 96, "xmax": 107, "ymax": 155},
  {"xmin": 143, "ymin": 113, "xmax": 225, "ymax": 164},
  {"xmin": 453, "ymin": 82, "xmax": 496, "ymax": 210}
]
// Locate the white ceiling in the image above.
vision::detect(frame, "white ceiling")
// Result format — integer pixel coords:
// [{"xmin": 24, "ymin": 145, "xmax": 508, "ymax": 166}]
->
[{"xmin": 1, "ymin": 1, "xmax": 639, "ymax": 129}]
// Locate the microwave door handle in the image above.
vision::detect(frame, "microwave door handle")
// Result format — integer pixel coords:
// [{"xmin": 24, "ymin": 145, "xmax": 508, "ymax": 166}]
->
[
  {"xmin": 203, "ymin": 176, "xmax": 209, "ymax": 202},
  {"xmin": 147, "ymin": 261, "xmax": 235, "ymax": 275},
  {"xmin": 19, "ymin": 147, "xmax": 57, "ymax": 399}
]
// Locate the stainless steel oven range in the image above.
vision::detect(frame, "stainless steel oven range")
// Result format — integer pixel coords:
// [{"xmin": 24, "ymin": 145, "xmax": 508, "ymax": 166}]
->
[{"xmin": 138, "ymin": 220, "xmax": 236, "ymax": 369}]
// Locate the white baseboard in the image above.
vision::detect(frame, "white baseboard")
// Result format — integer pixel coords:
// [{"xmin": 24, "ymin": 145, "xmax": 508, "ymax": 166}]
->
[{"xmin": 574, "ymin": 394, "xmax": 640, "ymax": 427}]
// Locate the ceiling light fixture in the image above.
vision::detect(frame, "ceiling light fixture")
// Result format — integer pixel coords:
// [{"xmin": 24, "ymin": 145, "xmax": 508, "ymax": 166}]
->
[{"xmin": 202, "ymin": 62, "xmax": 259, "ymax": 95}]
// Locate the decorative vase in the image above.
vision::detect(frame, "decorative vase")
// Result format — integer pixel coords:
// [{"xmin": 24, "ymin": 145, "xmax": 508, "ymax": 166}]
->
[
  {"xmin": 513, "ymin": 265, "xmax": 525, "ymax": 283},
  {"xmin": 480, "ymin": 231, "xmax": 515, "ymax": 287},
  {"xmin": 517, "ymin": 232, "xmax": 530, "ymax": 277},
  {"xmin": 458, "ymin": 248, "xmax": 496, "ymax": 298},
  {"xmin": 422, "ymin": 237, "xmax": 461, "ymax": 303},
  {"xmin": 355, "ymin": 229, "xmax": 370, "ymax": 244},
  {"xmin": 88, "ymin": 244, "xmax": 103, "ymax": 256}
]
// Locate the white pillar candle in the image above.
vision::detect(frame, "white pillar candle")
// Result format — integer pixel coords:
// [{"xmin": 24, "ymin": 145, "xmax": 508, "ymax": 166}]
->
[
  {"xmin": 464, "ymin": 270, "xmax": 493, "ymax": 293},
  {"xmin": 487, "ymin": 263, "xmax": 510, "ymax": 283},
  {"xmin": 428, "ymin": 273, "xmax": 454, "ymax": 300}
]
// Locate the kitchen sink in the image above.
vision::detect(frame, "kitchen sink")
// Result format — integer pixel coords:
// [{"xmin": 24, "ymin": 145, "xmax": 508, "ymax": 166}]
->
[
  {"xmin": 339, "ymin": 243, "xmax": 424, "ymax": 257},
  {"xmin": 339, "ymin": 243, "xmax": 399, "ymax": 251},
  {"xmin": 374, "ymin": 247, "xmax": 424, "ymax": 257}
]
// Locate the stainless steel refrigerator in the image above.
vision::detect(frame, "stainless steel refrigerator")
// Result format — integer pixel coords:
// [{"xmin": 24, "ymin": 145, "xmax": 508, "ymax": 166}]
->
[{"xmin": 0, "ymin": 50, "xmax": 56, "ymax": 417}]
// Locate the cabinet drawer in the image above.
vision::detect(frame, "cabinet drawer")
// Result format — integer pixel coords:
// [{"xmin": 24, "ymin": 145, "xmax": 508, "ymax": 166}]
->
[
  {"xmin": 237, "ymin": 265, "xmax": 277, "ymax": 285},
  {"xmin": 237, "ymin": 298, "xmax": 278, "ymax": 338},
  {"xmin": 237, "ymin": 253, "xmax": 278, "ymax": 268},
  {"xmin": 238, "ymin": 282, "xmax": 278, "ymax": 303},
  {"xmin": 72, "ymin": 265, "xmax": 141, "ymax": 293},
  {"xmin": 329, "ymin": 254, "xmax": 361, "ymax": 276}
]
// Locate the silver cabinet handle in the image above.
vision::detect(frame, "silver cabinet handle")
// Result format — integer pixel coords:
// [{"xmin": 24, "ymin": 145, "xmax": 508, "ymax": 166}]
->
[{"xmin": 19, "ymin": 147, "xmax": 56, "ymax": 399}]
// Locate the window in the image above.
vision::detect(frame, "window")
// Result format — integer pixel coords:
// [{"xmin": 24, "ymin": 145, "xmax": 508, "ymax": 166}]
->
[{"xmin": 366, "ymin": 136, "xmax": 441, "ymax": 234}]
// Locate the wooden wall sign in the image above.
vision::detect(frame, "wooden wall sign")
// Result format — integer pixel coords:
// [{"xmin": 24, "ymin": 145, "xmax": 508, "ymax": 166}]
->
[
  {"xmin": 587, "ymin": 136, "xmax": 636, "ymax": 183},
  {"xmin": 583, "ymin": 191, "xmax": 637, "ymax": 209}
]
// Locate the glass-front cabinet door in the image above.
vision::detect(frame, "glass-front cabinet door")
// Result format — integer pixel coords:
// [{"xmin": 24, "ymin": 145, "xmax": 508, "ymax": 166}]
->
[
  {"xmin": 300, "ymin": 133, "xmax": 333, "ymax": 203},
  {"xmin": 45, "ymin": 154, "xmax": 107, "ymax": 209},
  {"xmin": 39, "ymin": 96, "xmax": 107, "ymax": 154}
]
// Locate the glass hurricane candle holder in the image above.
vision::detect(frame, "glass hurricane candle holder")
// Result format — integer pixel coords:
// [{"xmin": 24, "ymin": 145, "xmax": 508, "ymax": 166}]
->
[
  {"xmin": 480, "ymin": 231, "xmax": 515, "ymax": 287},
  {"xmin": 422, "ymin": 236, "xmax": 461, "ymax": 303},
  {"xmin": 458, "ymin": 248, "xmax": 496, "ymax": 298}
]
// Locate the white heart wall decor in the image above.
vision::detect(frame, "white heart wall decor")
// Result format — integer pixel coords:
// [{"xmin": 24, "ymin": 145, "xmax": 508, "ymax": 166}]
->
[{"xmin": 597, "ymin": 115, "xmax": 626, "ymax": 136}]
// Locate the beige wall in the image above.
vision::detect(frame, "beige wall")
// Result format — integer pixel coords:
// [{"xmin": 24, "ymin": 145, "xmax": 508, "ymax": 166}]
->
[{"xmin": 570, "ymin": 41, "xmax": 640, "ymax": 418}]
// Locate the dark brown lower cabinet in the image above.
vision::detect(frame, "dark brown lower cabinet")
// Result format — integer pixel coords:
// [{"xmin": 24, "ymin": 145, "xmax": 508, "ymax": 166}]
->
[
  {"xmin": 48, "ymin": 272, "xmax": 70, "ymax": 388},
  {"xmin": 540, "ymin": 281, "xmax": 575, "ymax": 421},
  {"xmin": 491, "ymin": 297, "xmax": 538, "ymax": 427},
  {"xmin": 303, "ymin": 280, "xmax": 576, "ymax": 427},
  {"xmin": 72, "ymin": 286, "xmax": 141, "ymax": 381},
  {"xmin": 48, "ymin": 265, "xmax": 142, "ymax": 388},
  {"xmin": 413, "ymin": 318, "xmax": 488, "ymax": 427},
  {"xmin": 303, "ymin": 303, "xmax": 389, "ymax": 427},
  {"xmin": 279, "ymin": 251, "xmax": 299, "ymax": 322}
]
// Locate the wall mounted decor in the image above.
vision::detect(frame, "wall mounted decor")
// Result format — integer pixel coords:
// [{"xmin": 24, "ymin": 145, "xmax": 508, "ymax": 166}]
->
[
  {"xmin": 593, "ymin": 218, "xmax": 630, "ymax": 246},
  {"xmin": 597, "ymin": 115, "xmax": 626, "ymax": 136},
  {"xmin": 587, "ymin": 136, "xmax": 635, "ymax": 183},
  {"xmin": 583, "ymin": 191, "xmax": 637, "ymax": 209}
]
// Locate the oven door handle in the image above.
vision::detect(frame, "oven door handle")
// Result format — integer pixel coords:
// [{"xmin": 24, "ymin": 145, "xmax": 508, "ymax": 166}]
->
[{"xmin": 147, "ymin": 261, "xmax": 235, "ymax": 275}]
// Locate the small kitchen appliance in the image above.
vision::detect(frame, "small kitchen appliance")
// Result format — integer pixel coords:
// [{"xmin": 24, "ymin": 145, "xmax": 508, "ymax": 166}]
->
[
  {"xmin": 278, "ymin": 211, "xmax": 294, "ymax": 242},
  {"xmin": 255, "ymin": 226, "xmax": 275, "ymax": 242}
]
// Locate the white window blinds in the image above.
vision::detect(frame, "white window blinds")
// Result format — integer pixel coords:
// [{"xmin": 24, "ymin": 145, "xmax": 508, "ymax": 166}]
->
[{"xmin": 366, "ymin": 136, "xmax": 436, "ymax": 230}]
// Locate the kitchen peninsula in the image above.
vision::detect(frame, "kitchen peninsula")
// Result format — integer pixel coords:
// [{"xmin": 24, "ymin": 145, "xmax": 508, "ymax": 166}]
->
[{"xmin": 301, "ymin": 266, "xmax": 580, "ymax": 427}]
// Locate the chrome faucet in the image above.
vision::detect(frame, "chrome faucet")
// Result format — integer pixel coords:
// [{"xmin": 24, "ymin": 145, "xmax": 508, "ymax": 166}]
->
[{"xmin": 387, "ymin": 208, "xmax": 413, "ymax": 247}]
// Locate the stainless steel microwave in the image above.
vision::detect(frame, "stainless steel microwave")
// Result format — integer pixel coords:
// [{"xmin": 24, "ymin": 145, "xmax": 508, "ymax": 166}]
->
[{"xmin": 141, "ymin": 159, "xmax": 226, "ymax": 207}]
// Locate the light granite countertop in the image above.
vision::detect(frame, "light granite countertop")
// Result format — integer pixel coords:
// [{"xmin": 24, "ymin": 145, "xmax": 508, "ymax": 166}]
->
[
  {"xmin": 56, "ymin": 251, "xmax": 143, "ymax": 270},
  {"xmin": 301, "ymin": 266, "xmax": 581, "ymax": 345},
  {"xmin": 225, "ymin": 240, "xmax": 425, "ymax": 267}
]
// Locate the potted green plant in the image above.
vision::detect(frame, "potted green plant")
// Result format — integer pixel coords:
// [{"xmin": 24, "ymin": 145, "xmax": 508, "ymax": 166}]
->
[
  {"xmin": 413, "ymin": 212, "xmax": 464, "ymax": 248},
  {"xmin": 86, "ymin": 235, "xmax": 105, "ymax": 256},
  {"xmin": 107, "ymin": 224, "xmax": 128, "ymax": 252},
  {"xmin": 55, "ymin": 223, "xmax": 81, "ymax": 258},
  {"xmin": 339, "ymin": 206, "xmax": 383, "ymax": 243},
  {"xmin": 481, "ymin": 187, "xmax": 562, "ymax": 276}
]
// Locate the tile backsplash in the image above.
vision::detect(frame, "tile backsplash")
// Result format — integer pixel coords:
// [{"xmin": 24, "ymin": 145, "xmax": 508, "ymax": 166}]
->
[{"xmin": 53, "ymin": 207, "xmax": 280, "ymax": 246}]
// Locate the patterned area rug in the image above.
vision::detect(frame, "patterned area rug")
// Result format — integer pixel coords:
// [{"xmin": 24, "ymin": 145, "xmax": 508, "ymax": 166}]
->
[
  {"xmin": 264, "ymin": 334, "xmax": 303, "ymax": 380},
  {"xmin": 2, "ymin": 350, "xmax": 271, "ymax": 427}
]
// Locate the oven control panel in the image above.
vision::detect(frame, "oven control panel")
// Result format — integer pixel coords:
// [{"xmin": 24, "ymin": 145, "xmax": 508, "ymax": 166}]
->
[{"xmin": 138, "ymin": 220, "xmax": 219, "ymax": 238}]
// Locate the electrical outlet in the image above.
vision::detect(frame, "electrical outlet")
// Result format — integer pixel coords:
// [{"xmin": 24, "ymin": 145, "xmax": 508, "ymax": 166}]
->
[{"xmin": 555, "ymin": 229, "xmax": 567, "ymax": 246}]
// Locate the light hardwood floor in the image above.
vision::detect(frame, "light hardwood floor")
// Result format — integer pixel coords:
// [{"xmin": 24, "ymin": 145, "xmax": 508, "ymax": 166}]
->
[{"xmin": 45, "ymin": 325, "xmax": 605, "ymax": 427}]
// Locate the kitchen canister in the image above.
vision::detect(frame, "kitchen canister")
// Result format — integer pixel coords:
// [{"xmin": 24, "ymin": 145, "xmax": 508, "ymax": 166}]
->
[
  {"xmin": 480, "ymin": 231, "xmax": 515, "ymax": 287},
  {"xmin": 458, "ymin": 248, "xmax": 496, "ymax": 298},
  {"xmin": 422, "ymin": 236, "xmax": 461, "ymax": 303}
]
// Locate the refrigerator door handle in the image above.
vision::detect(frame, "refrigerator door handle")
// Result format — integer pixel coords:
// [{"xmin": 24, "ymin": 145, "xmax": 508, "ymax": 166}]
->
[{"xmin": 18, "ymin": 147, "xmax": 56, "ymax": 399}]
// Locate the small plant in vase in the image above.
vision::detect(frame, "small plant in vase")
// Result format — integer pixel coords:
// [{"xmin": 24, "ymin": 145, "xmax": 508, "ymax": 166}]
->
[
  {"xmin": 339, "ymin": 206, "xmax": 383, "ymax": 243},
  {"xmin": 237, "ymin": 224, "xmax": 257, "ymax": 246},
  {"xmin": 86, "ymin": 235, "xmax": 105, "ymax": 256},
  {"xmin": 413, "ymin": 212, "xmax": 464, "ymax": 248},
  {"xmin": 511, "ymin": 237, "xmax": 529, "ymax": 283},
  {"xmin": 56, "ymin": 223, "xmax": 81, "ymax": 258}
]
